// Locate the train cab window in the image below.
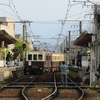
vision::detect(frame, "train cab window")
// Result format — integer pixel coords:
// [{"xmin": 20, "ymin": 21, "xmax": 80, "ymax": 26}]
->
[
  {"xmin": 33, "ymin": 54, "xmax": 37, "ymax": 60},
  {"xmin": 28, "ymin": 54, "xmax": 32, "ymax": 60},
  {"xmin": 38, "ymin": 54, "xmax": 42, "ymax": 60},
  {"xmin": 46, "ymin": 56, "xmax": 48, "ymax": 60}
]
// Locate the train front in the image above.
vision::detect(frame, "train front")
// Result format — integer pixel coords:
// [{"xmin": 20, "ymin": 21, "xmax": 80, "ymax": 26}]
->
[{"xmin": 25, "ymin": 49, "xmax": 44, "ymax": 74}]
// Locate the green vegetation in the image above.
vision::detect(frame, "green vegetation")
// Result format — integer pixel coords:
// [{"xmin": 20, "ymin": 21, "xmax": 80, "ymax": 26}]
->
[
  {"xmin": 91, "ymin": 86, "xmax": 97, "ymax": 90},
  {"xmin": 0, "ymin": 48, "xmax": 9, "ymax": 59},
  {"xmin": 12, "ymin": 38, "xmax": 29, "ymax": 61},
  {"xmin": 18, "ymin": 73, "xmax": 24, "ymax": 78},
  {"xmin": 0, "ymin": 38, "xmax": 30, "ymax": 60}
]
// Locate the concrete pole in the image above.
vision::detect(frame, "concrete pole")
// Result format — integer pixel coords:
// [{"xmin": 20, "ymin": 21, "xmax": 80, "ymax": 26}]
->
[
  {"xmin": 23, "ymin": 24, "xmax": 26, "ymax": 67},
  {"xmin": 25, "ymin": 26, "xmax": 27, "ymax": 43},
  {"xmin": 90, "ymin": 4, "xmax": 97, "ymax": 87},
  {"xmin": 4, "ymin": 48, "xmax": 6, "ymax": 67},
  {"xmin": 69, "ymin": 31, "xmax": 71, "ymax": 60},
  {"xmin": 66, "ymin": 36, "xmax": 67, "ymax": 64},
  {"xmin": 79, "ymin": 21, "xmax": 82, "ymax": 54},
  {"xmin": 62, "ymin": 42, "xmax": 64, "ymax": 53},
  {"xmin": 23, "ymin": 25, "xmax": 25, "ymax": 42},
  {"xmin": 64, "ymin": 39, "xmax": 66, "ymax": 63}
]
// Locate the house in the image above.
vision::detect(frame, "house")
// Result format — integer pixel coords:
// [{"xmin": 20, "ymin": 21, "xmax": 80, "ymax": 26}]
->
[{"xmin": 0, "ymin": 17, "xmax": 17, "ymax": 66}]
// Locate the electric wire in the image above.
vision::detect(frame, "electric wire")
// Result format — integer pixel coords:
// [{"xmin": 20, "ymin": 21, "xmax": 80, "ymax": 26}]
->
[
  {"xmin": 54, "ymin": 0, "xmax": 96, "ymax": 51},
  {"xmin": 55, "ymin": 0, "xmax": 72, "ymax": 51},
  {"xmin": 0, "ymin": 0, "xmax": 98, "ymax": 51},
  {"xmin": 10, "ymin": 0, "xmax": 22, "ymax": 21}
]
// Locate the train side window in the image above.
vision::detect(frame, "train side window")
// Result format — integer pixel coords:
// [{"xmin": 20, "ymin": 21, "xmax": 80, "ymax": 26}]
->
[
  {"xmin": 38, "ymin": 54, "xmax": 42, "ymax": 60},
  {"xmin": 53, "ymin": 56, "xmax": 54, "ymax": 60},
  {"xmin": 28, "ymin": 54, "xmax": 32, "ymax": 60},
  {"xmin": 48, "ymin": 56, "xmax": 50, "ymax": 60},
  {"xmin": 33, "ymin": 54, "xmax": 37, "ymax": 60}
]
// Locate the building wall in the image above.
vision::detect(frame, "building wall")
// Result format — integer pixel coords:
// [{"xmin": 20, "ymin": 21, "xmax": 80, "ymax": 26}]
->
[
  {"xmin": 0, "ymin": 25, "xmax": 10, "ymax": 34},
  {"xmin": 0, "ymin": 17, "xmax": 15, "ymax": 37},
  {"xmin": 0, "ymin": 17, "xmax": 15, "ymax": 57}
]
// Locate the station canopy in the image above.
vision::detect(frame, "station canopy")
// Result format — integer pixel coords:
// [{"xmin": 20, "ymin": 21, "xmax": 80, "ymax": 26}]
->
[
  {"xmin": 73, "ymin": 33, "xmax": 92, "ymax": 47},
  {"xmin": 0, "ymin": 30, "xmax": 17, "ymax": 45}
]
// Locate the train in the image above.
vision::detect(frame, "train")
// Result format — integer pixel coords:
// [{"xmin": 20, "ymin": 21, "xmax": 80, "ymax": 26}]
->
[{"xmin": 24, "ymin": 49, "xmax": 64, "ymax": 74}]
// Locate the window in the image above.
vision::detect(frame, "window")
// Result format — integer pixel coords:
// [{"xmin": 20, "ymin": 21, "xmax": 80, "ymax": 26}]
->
[
  {"xmin": 46, "ymin": 56, "xmax": 48, "ymax": 60},
  {"xmin": 55, "ymin": 56, "xmax": 56, "ymax": 60},
  {"xmin": 33, "ymin": 54, "xmax": 37, "ymax": 60},
  {"xmin": 48, "ymin": 56, "xmax": 50, "ymax": 60},
  {"xmin": 58, "ymin": 56, "xmax": 59, "ymax": 60},
  {"xmin": 38, "ymin": 54, "xmax": 42, "ymax": 60},
  {"xmin": 28, "ymin": 54, "xmax": 32, "ymax": 60}
]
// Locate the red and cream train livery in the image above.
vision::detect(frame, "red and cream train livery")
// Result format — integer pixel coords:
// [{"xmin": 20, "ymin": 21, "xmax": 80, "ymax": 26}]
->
[{"xmin": 25, "ymin": 49, "xmax": 64, "ymax": 74}]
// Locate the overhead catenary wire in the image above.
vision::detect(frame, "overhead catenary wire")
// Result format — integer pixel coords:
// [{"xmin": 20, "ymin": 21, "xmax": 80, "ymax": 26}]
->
[
  {"xmin": 0, "ymin": 0, "xmax": 98, "ymax": 51},
  {"xmin": 0, "ymin": 0, "xmax": 22, "ymax": 22},
  {"xmin": 54, "ymin": 0, "xmax": 96, "ymax": 51},
  {"xmin": 10, "ymin": 0, "xmax": 22, "ymax": 20},
  {"xmin": 55, "ymin": 0, "xmax": 72, "ymax": 51}
]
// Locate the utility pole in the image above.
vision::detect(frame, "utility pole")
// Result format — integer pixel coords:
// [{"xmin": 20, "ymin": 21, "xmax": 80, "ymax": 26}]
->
[
  {"xmin": 79, "ymin": 21, "xmax": 82, "ymax": 54},
  {"xmin": 61, "ymin": 43, "xmax": 63, "ymax": 53},
  {"xmin": 23, "ymin": 24, "xmax": 25, "ymax": 41},
  {"xmin": 22, "ymin": 24, "xmax": 26, "ymax": 67},
  {"xmin": 22, "ymin": 21, "xmax": 32, "ymax": 67},
  {"xmin": 93, "ymin": 3, "xmax": 100, "ymax": 86},
  {"xmin": 66, "ymin": 36, "xmax": 67, "ymax": 64},
  {"xmin": 69, "ymin": 31, "xmax": 71, "ymax": 61},
  {"xmin": 64, "ymin": 39, "xmax": 66, "ymax": 62}
]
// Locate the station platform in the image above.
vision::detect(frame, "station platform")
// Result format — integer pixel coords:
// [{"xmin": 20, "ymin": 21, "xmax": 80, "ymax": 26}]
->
[
  {"xmin": 0, "ymin": 65, "xmax": 87, "ymax": 82},
  {"xmin": 68, "ymin": 66, "xmax": 87, "ymax": 79},
  {"xmin": 0, "ymin": 66, "xmax": 24, "ymax": 82}
]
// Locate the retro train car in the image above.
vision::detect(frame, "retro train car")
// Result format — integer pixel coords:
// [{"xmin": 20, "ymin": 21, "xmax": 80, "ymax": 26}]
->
[
  {"xmin": 25, "ymin": 49, "xmax": 52, "ymax": 74},
  {"xmin": 25, "ymin": 49, "xmax": 64, "ymax": 74},
  {"xmin": 51, "ymin": 52, "xmax": 64, "ymax": 72}
]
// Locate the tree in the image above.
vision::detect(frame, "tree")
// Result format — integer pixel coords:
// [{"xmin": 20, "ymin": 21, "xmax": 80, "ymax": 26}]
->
[
  {"xmin": 12, "ymin": 38, "xmax": 29, "ymax": 61},
  {"xmin": 0, "ymin": 48, "xmax": 9, "ymax": 59}
]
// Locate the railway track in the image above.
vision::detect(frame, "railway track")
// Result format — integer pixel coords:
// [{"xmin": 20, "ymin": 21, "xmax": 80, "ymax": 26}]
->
[
  {"xmin": 0, "ymin": 72, "xmax": 84, "ymax": 100},
  {"xmin": 0, "ymin": 75, "xmax": 40, "ymax": 100},
  {"xmin": 49, "ymin": 73, "xmax": 84, "ymax": 100}
]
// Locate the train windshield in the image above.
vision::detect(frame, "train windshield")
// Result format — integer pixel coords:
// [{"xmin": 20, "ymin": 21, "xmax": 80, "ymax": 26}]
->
[
  {"xmin": 38, "ymin": 54, "xmax": 42, "ymax": 60},
  {"xmin": 28, "ymin": 54, "xmax": 32, "ymax": 60},
  {"xmin": 33, "ymin": 54, "xmax": 37, "ymax": 60}
]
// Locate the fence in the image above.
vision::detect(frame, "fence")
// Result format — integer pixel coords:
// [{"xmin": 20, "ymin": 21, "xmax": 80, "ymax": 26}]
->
[{"xmin": 0, "ymin": 60, "xmax": 23, "ymax": 67}]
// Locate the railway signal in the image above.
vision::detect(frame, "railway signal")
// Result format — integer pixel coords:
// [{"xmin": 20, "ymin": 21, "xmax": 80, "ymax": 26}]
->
[{"xmin": 22, "ymin": 43, "xmax": 26, "ymax": 50}]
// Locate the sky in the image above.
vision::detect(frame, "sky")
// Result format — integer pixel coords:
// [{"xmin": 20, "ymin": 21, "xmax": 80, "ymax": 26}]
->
[{"xmin": 0, "ymin": 0, "xmax": 99, "ymax": 50}]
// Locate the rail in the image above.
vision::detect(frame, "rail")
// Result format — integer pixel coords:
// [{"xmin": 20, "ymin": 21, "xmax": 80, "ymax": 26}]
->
[
  {"xmin": 0, "ymin": 75, "xmax": 28, "ymax": 89},
  {"xmin": 41, "ymin": 73, "xmax": 57, "ymax": 100},
  {"xmin": 21, "ymin": 74, "xmax": 41, "ymax": 100},
  {"xmin": 67, "ymin": 76, "xmax": 84, "ymax": 100}
]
